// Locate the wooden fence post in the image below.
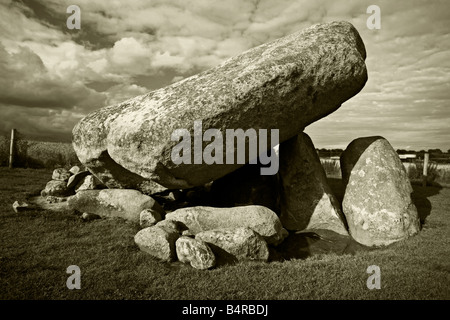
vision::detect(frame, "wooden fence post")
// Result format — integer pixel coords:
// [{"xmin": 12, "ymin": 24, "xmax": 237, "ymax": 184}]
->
[
  {"xmin": 422, "ymin": 152, "xmax": 429, "ymax": 187},
  {"xmin": 9, "ymin": 128, "xmax": 15, "ymax": 169}
]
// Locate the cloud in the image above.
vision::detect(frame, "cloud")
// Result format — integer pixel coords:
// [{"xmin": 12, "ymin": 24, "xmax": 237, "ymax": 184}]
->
[{"xmin": 0, "ymin": 0, "xmax": 448, "ymax": 150}]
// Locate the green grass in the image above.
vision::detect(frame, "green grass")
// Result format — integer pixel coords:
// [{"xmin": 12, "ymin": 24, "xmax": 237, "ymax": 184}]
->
[{"xmin": 0, "ymin": 168, "xmax": 449, "ymax": 300}]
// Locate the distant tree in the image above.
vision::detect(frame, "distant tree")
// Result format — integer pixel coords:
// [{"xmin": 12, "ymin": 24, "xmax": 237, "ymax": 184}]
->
[{"xmin": 428, "ymin": 148, "xmax": 442, "ymax": 154}]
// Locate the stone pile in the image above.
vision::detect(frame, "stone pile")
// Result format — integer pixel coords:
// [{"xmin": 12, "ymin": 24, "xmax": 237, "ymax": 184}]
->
[
  {"xmin": 40, "ymin": 166, "xmax": 105, "ymax": 200},
  {"xmin": 31, "ymin": 21, "xmax": 421, "ymax": 270}
]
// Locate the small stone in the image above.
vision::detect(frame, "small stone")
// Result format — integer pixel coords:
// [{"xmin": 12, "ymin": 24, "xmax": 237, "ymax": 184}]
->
[
  {"xmin": 75, "ymin": 175, "xmax": 100, "ymax": 192},
  {"xmin": 69, "ymin": 166, "xmax": 81, "ymax": 175},
  {"xmin": 12, "ymin": 201, "xmax": 29, "ymax": 213},
  {"xmin": 52, "ymin": 168, "xmax": 71, "ymax": 182},
  {"xmin": 41, "ymin": 180, "xmax": 73, "ymax": 197},
  {"xmin": 81, "ymin": 212, "xmax": 101, "ymax": 221},
  {"xmin": 139, "ymin": 208, "xmax": 162, "ymax": 228},
  {"xmin": 67, "ymin": 171, "xmax": 90, "ymax": 189},
  {"xmin": 176, "ymin": 236, "xmax": 216, "ymax": 270}
]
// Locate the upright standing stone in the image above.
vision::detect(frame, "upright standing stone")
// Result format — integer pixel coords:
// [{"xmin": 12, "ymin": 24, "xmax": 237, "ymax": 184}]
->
[
  {"xmin": 72, "ymin": 21, "xmax": 367, "ymax": 193},
  {"xmin": 340, "ymin": 136, "xmax": 420, "ymax": 246},
  {"xmin": 279, "ymin": 133, "xmax": 348, "ymax": 235}
]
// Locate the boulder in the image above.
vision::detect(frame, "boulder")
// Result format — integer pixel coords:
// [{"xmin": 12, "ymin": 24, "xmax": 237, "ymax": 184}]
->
[
  {"xmin": 278, "ymin": 133, "xmax": 348, "ymax": 235},
  {"xmin": 67, "ymin": 170, "xmax": 90, "ymax": 189},
  {"xmin": 134, "ymin": 226, "xmax": 179, "ymax": 262},
  {"xmin": 41, "ymin": 180, "xmax": 73, "ymax": 197},
  {"xmin": 139, "ymin": 208, "xmax": 163, "ymax": 228},
  {"xmin": 52, "ymin": 168, "xmax": 71, "ymax": 181},
  {"xmin": 72, "ymin": 21, "xmax": 367, "ymax": 193},
  {"xmin": 67, "ymin": 189, "xmax": 164, "ymax": 223},
  {"xmin": 340, "ymin": 136, "xmax": 420, "ymax": 246},
  {"xmin": 175, "ymin": 236, "xmax": 216, "ymax": 270},
  {"xmin": 196, "ymin": 227, "xmax": 269, "ymax": 264},
  {"xmin": 165, "ymin": 205, "xmax": 288, "ymax": 245}
]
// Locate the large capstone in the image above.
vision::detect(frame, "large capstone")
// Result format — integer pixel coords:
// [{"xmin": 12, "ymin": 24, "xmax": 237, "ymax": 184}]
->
[
  {"xmin": 72, "ymin": 21, "xmax": 367, "ymax": 193},
  {"xmin": 340, "ymin": 136, "xmax": 420, "ymax": 247}
]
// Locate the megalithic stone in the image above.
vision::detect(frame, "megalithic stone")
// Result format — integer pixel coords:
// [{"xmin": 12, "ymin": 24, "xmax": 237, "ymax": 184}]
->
[{"xmin": 72, "ymin": 21, "xmax": 367, "ymax": 193}]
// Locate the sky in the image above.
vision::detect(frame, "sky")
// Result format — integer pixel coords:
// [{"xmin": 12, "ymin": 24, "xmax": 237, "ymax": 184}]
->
[{"xmin": 0, "ymin": 0, "xmax": 449, "ymax": 151}]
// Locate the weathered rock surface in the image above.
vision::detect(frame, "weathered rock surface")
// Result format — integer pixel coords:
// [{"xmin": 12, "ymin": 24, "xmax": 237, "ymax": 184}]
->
[
  {"xmin": 67, "ymin": 189, "xmax": 164, "ymax": 223},
  {"xmin": 175, "ymin": 236, "xmax": 216, "ymax": 270},
  {"xmin": 52, "ymin": 168, "xmax": 71, "ymax": 181},
  {"xmin": 72, "ymin": 21, "xmax": 367, "ymax": 193},
  {"xmin": 196, "ymin": 227, "xmax": 269, "ymax": 264},
  {"xmin": 134, "ymin": 225, "xmax": 179, "ymax": 261},
  {"xmin": 75, "ymin": 174, "xmax": 102, "ymax": 192},
  {"xmin": 139, "ymin": 208, "xmax": 163, "ymax": 228},
  {"xmin": 165, "ymin": 205, "xmax": 288, "ymax": 245},
  {"xmin": 41, "ymin": 180, "xmax": 73, "ymax": 197},
  {"xmin": 340, "ymin": 136, "xmax": 420, "ymax": 246},
  {"xmin": 279, "ymin": 133, "xmax": 348, "ymax": 235}
]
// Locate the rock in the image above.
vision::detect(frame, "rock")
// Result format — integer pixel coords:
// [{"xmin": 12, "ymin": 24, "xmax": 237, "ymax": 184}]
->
[
  {"xmin": 69, "ymin": 165, "xmax": 81, "ymax": 175},
  {"xmin": 175, "ymin": 236, "xmax": 216, "ymax": 270},
  {"xmin": 52, "ymin": 168, "xmax": 71, "ymax": 181},
  {"xmin": 155, "ymin": 219, "xmax": 186, "ymax": 234},
  {"xmin": 81, "ymin": 212, "xmax": 101, "ymax": 221},
  {"xmin": 72, "ymin": 21, "xmax": 367, "ymax": 193},
  {"xmin": 196, "ymin": 227, "xmax": 269, "ymax": 264},
  {"xmin": 67, "ymin": 189, "xmax": 164, "ymax": 223},
  {"xmin": 209, "ymin": 162, "xmax": 279, "ymax": 212},
  {"xmin": 165, "ymin": 205, "xmax": 288, "ymax": 245},
  {"xmin": 134, "ymin": 226, "xmax": 179, "ymax": 261},
  {"xmin": 278, "ymin": 133, "xmax": 348, "ymax": 235},
  {"xmin": 67, "ymin": 171, "xmax": 90, "ymax": 189},
  {"xmin": 12, "ymin": 201, "xmax": 29, "ymax": 213},
  {"xmin": 41, "ymin": 180, "xmax": 73, "ymax": 197},
  {"xmin": 75, "ymin": 175, "xmax": 102, "ymax": 192},
  {"xmin": 139, "ymin": 209, "xmax": 163, "ymax": 228},
  {"xmin": 340, "ymin": 136, "xmax": 420, "ymax": 246}
]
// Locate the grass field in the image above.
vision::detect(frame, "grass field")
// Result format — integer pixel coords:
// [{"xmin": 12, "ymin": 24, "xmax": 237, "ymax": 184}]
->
[{"xmin": 0, "ymin": 168, "xmax": 449, "ymax": 300}]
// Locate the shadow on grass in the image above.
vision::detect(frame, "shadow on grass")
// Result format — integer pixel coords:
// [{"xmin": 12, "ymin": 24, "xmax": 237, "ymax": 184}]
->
[{"xmin": 410, "ymin": 182, "xmax": 443, "ymax": 226}]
